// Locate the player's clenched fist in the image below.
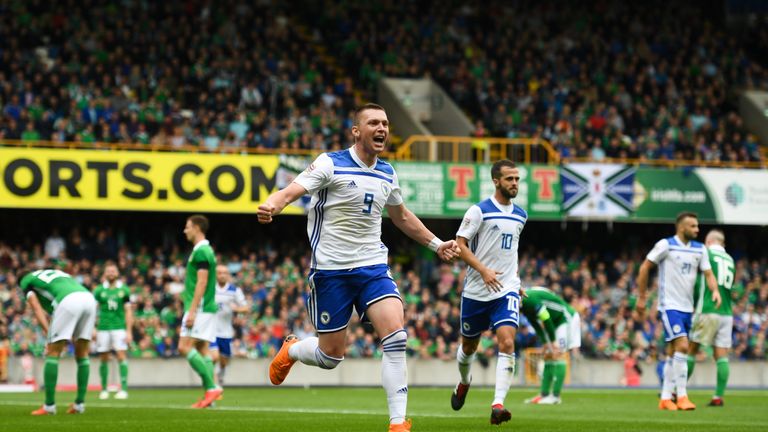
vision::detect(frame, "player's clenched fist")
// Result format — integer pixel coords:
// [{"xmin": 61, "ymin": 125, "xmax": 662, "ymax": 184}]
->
[{"xmin": 257, "ymin": 203, "xmax": 275, "ymax": 224}]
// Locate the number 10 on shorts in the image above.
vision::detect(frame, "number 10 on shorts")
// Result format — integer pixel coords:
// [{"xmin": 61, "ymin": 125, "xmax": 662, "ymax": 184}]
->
[{"xmin": 507, "ymin": 294, "xmax": 519, "ymax": 320}]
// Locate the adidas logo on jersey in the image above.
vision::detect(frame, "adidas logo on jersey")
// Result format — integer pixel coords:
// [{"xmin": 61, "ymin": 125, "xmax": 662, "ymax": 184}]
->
[
  {"xmin": 490, "ymin": 225, "xmax": 500, "ymax": 231},
  {"xmin": 396, "ymin": 387, "xmax": 408, "ymax": 394},
  {"xmin": 346, "ymin": 180, "xmax": 358, "ymax": 189}
]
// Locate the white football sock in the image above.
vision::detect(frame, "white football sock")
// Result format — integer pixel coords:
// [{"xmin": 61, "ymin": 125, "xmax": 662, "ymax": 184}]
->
[
  {"xmin": 288, "ymin": 336, "xmax": 343, "ymax": 369},
  {"xmin": 661, "ymin": 357, "xmax": 675, "ymax": 399},
  {"xmin": 456, "ymin": 345, "xmax": 476, "ymax": 385},
  {"xmin": 381, "ymin": 329, "xmax": 408, "ymax": 425},
  {"xmin": 289, "ymin": 337, "xmax": 320, "ymax": 366},
  {"xmin": 673, "ymin": 352, "xmax": 688, "ymax": 398},
  {"xmin": 492, "ymin": 352, "xmax": 515, "ymax": 406}
]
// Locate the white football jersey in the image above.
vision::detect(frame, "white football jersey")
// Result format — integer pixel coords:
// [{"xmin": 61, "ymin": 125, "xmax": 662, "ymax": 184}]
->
[
  {"xmin": 214, "ymin": 283, "xmax": 247, "ymax": 338},
  {"xmin": 457, "ymin": 196, "xmax": 527, "ymax": 301},
  {"xmin": 647, "ymin": 235, "xmax": 711, "ymax": 313},
  {"xmin": 294, "ymin": 148, "xmax": 403, "ymax": 270}
]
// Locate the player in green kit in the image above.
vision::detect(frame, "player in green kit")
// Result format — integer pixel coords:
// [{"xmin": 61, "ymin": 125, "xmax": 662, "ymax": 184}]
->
[
  {"xmin": 688, "ymin": 229, "xmax": 735, "ymax": 406},
  {"xmin": 180, "ymin": 215, "xmax": 222, "ymax": 408},
  {"xmin": 94, "ymin": 263, "xmax": 133, "ymax": 400},
  {"xmin": 21, "ymin": 269, "xmax": 97, "ymax": 415},
  {"xmin": 520, "ymin": 286, "xmax": 581, "ymax": 405}
]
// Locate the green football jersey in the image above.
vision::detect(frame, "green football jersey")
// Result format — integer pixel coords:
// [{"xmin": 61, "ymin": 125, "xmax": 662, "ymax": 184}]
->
[
  {"xmin": 20, "ymin": 269, "xmax": 89, "ymax": 314},
  {"xmin": 521, "ymin": 287, "xmax": 575, "ymax": 342},
  {"xmin": 94, "ymin": 281, "xmax": 131, "ymax": 330},
  {"xmin": 183, "ymin": 239, "xmax": 217, "ymax": 313},
  {"xmin": 694, "ymin": 245, "xmax": 734, "ymax": 316}
]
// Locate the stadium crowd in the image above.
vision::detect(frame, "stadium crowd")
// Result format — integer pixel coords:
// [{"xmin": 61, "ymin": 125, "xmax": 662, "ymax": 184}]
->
[
  {"xmin": 1, "ymin": 1, "xmax": 767, "ymax": 162},
  {"xmin": 309, "ymin": 1, "xmax": 767, "ymax": 162},
  {"xmin": 0, "ymin": 0, "xmax": 359, "ymax": 153},
  {"xmin": 1, "ymin": 224, "xmax": 766, "ymax": 371}
]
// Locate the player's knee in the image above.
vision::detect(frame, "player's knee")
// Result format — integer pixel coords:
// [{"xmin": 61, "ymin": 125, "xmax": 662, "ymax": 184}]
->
[
  {"xmin": 381, "ymin": 329, "xmax": 407, "ymax": 354},
  {"xmin": 461, "ymin": 342, "xmax": 478, "ymax": 355},
  {"xmin": 316, "ymin": 348, "xmax": 343, "ymax": 370},
  {"xmin": 498, "ymin": 336, "xmax": 515, "ymax": 354}
]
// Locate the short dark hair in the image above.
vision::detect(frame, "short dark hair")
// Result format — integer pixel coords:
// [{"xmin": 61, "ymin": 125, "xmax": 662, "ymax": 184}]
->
[
  {"xmin": 188, "ymin": 214, "xmax": 209, "ymax": 234},
  {"xmin": 675, "ymin": 211, "xmax": 698, "ymax": 226},
  {"xmin": 353, "ymin": 103, "xmax": 386, "ymax": 126},
  {"xmin": 491, "ymin": 159, "xmax": 517, "ymax": 179}
]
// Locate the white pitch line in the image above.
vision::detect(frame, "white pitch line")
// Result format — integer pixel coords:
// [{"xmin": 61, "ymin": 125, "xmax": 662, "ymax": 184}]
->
[{"xmin": 0, "ymin": 400, "xmax": 476, "ymax": 418}]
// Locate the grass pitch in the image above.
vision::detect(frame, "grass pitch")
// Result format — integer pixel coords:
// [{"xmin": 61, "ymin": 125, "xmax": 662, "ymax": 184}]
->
[{"xmin": 1, "ymin": 387, "xmax": 766, "ymax": 431}]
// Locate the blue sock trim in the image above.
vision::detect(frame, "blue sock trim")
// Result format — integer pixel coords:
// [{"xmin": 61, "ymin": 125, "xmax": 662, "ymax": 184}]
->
[
  {"xmin": 315, "ymin": 347, "xmax": 343, "ymax": 369},
  {"xmin": 381, "ymin": 329, "xmax": 407, "ymax": 352}
]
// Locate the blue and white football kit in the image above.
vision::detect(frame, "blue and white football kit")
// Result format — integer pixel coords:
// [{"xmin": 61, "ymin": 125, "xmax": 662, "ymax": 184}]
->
[
  {"xmin": 210, "ymin": 282, "xmax": 247, "ymax": 357},
  {"xmin": 646, "ymin": 236, "xmax": 711, "ymax": 342},
  {"xmin": 456, "ymin": 196, "xmax": 526, "ymax": 337},
  {"xmin": 287, "ymin": 146, "xmax": 410, "ymax": 425},
  {"xmin": 454, "ymin": 195, "xmax": 526, "ymax": 411},
  {"xmin": 294, "ymin": 148, "xmax": 403, "ymax": 333},
  {"xmin": 647, "ymin": 234, "xmax": 711, "ymax": 402}
]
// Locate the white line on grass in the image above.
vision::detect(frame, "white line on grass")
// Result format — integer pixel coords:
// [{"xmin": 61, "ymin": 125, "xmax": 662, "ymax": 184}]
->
[{"xmin": 0, "ymin": 400, "xmax": 476, "ymax": 418}]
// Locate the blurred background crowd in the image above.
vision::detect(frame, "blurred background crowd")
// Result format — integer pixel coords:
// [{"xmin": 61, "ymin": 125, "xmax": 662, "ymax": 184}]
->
[
  {"xmin": 1, "ymin": 218, "xmax": 765, "ymax": 369},
  {"xmin": 1, "ymin": 1, "xmax": 767, "ymax": 161}
]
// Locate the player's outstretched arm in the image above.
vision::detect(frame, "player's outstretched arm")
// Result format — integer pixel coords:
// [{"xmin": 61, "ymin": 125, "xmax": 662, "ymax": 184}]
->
[
  {"xmin": 635, "ymin": 259, "xmax": 656, "ymax": 320},
  {"xmin": 257, "ymin": 182, "xmax": 309, "ymax": 224},
  {"xmin": 387, "ymin": 203, "xmax": 460, "ymax": 261}
]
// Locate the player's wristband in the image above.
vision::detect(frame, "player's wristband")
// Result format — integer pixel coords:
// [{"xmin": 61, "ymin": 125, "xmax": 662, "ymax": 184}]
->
[{"xmin": 427, "ymin": 237, "xmax": 442, "ymax": 252}]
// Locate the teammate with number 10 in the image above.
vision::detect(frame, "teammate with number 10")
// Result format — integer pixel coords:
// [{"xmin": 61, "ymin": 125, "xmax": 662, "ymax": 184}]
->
[
  {"xmin": 449, "ymin": 159, "xmax": 526, "ymax": 425},
  {"xmin": 258, "ymin": 103, "xmax": 460, "ymax": 432},
  {"xmin": 688, "ymin": 229, "xmax": 735, "ymax": 406}
]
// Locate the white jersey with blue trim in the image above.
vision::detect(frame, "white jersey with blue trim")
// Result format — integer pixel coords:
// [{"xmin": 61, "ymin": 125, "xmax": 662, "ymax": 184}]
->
[
  {"xmin": 214, "ymin": 283, "xmax": 247, "ymax": 338},
  {"xmin": 456, "ymin": 196, "xmax": 527, "ymax": 301},
  {"xmin": 294, "ymin": 147, "xmax": 403, "ymax": 270},
  {"xmin": 646, "ymin": 235, "xmax": 711, "ymax": 313}
]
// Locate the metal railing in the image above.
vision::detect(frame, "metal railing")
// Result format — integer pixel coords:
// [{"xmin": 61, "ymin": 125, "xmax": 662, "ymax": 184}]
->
[{"xmin": 396, "ymin": 135, "xmax": 560, "ymax": 164}]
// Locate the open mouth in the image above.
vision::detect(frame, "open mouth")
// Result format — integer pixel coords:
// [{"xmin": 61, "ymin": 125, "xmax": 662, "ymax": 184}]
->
[{"xmin": 373, "ymin": 135, "xmax": 386, "ymax": 144}]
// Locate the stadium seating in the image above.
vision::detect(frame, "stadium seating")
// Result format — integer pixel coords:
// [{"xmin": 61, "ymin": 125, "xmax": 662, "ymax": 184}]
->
[{"xmin": 1, "ymin": 1, "xmax": 766, "ymax": 161}]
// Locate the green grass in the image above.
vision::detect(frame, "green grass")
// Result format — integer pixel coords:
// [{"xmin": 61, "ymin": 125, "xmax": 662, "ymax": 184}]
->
[{"xmin": 1, "ymin": 387, "xmax": 766, "ymax": 431}]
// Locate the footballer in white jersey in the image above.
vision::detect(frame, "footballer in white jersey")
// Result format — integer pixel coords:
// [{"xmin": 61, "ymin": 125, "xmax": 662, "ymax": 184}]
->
[
  {"xmin": 637, "ymin": 212, "xmax": 721, "ymax": 410},
  {"xmin": 646, "ymin": 236, "xmax": 710, "ymax": 315},
  {"xmin": 457, "ymin": 196, "xmax": 526, "ymax": 303},
  {"xmin": 294, "ymin": 147, "xmax": 402, "ymax": 271},
  {"xmin": 209, "ymin": 265, "xmax": 248, "ymax": 386},
  {"xmin": 257, "ymin": 103, "xmax": 460, "ymax": 430},
  {"xmin": 451, "ymin": 160, "xmax": 524, "ymax": 424}
]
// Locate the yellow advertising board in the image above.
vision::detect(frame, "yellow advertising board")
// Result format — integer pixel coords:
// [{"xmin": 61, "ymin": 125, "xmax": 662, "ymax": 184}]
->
[{"xmin": 0, "ymin": 148, "xmax": 301, "ymax": 214}]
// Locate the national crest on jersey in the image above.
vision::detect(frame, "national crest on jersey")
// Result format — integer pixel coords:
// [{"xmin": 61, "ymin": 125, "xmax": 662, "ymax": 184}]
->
[
  {"xmin": 294, "ymin": 148, "xmax": 403, "ymax": 270},
  {"xmin": 457, "ymin": 197, "xmax": 527, "ymax": 301},
  {"xmin": 647, "ymin": 235, "xmax": 711, "ymax": 313}
]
